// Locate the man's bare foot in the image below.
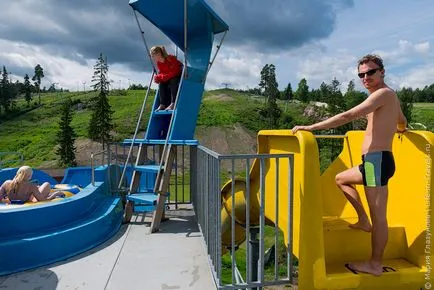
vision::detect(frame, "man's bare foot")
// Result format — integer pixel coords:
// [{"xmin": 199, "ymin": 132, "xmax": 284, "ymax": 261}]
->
[
  {"xmin": 347, "ymin": 261, "xmax": 383, "ymax": 276},
  {"xmin": 349, "ymin": 220, "xmax": 372, "ymax": 232},
  {"xmin": 156, "ymin": 105, "xmax": 166, "ymax": 111},
  {"xmin": 165, "ymin": 103, "xmax": 174, "ymax": 110}
]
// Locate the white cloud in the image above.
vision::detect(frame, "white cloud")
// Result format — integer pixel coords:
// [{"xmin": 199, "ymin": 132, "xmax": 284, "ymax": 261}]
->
[
  {"xmin": 206, "ymin": 46, "xmax": 264, "ymax": 90},
  {"xmin": 375, "ymin": 40, "xmax": 431, "ymax": 67},
  {"xmin": 296, "ymin": 52, "xmax": 360, "ymax": 91},
  {"xmin": 0, "ymin": 38, "xmax": 150, "ymax": 91},
  {"xmin": 395, "ymin": 64, "xmax": 434, "ymax": 89},
  {"xmin": 414, "ymin": 42, "xmax": 430, "ymax": 54}
]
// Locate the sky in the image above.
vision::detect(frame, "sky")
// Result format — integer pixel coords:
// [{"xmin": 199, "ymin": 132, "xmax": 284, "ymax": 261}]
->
[{"xmin": 1, "ymin": 0, "xmax": 433, "ymax": 93}]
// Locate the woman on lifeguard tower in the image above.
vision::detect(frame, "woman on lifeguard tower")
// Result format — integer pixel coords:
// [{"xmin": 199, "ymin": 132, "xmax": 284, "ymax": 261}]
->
[{"xmin": 150, "ymin": 46, "xmax": 182, "ymax": 111}]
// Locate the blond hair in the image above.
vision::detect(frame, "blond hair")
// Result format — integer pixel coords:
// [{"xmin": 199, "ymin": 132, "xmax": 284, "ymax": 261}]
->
[
  {"xmin": 7, "ymin": 166, "xmax": 33, "ymax": 195},
  {"xmin": 150, "ymin": 46, "xmax": 168, "ymax": 59}
]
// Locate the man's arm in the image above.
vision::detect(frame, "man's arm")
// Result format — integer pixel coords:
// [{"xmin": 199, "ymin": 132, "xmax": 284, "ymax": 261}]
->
[{"xmin": 292, "ymin": 88, "xmax": 389, "ymax": 133}]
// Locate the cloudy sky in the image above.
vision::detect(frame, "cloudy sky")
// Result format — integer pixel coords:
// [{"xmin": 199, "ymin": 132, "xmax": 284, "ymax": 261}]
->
[{"xmin": 1, "ymin": 0, "xmax": 433, "ymax": 93}]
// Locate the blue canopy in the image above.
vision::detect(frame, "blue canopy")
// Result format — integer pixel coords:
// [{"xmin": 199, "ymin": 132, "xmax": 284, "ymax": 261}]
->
[{"xmin": 129, "ymin": 0, "xmax": 228, "ymax": 53}]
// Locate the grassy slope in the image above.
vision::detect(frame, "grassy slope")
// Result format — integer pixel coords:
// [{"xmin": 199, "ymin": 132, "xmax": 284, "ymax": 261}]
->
[
  {"xmin": 413, "ymin": 102, "xmax": 434, "ymax": 130},
  {"xmin": 0, "ymin": 89, "xmax": 432, "ymax": 167}
]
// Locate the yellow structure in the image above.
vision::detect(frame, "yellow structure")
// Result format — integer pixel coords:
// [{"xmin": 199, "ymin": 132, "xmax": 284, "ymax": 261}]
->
[{"xmin": 221, "ymin": 130, "xmax": 433, "ymax": 289}]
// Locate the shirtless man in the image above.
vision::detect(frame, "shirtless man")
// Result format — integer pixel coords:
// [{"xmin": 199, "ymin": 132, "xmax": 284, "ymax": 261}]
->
[{"xmin": 291, "ymin": 54, "xmax": 407, "ymax": 276}]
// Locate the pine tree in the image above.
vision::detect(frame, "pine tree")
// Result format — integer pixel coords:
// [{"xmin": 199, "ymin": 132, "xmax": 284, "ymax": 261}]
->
[
  {"xmin": 0, "ymin": 66, "xmax": 11, "ymax": 113},
  {"xmin": 32, "ymin": 64, "xmax": 44, "ymax": 104},
  {"xmin": 344, "ymin": 80, "xmax": 368, "ymax": 130},
  {"xmin": 258, "ymin": 64, "xmax": 281, "ymax": 128},
  {"xmin": 282, "ymin": 82, "xmax": 293, "ymax": 111},
  {"xmin": 398, "ymin": 87, "xmax": 414, "ymax": 124},
  {"xmin": 24, "ymin": 74, "xmax": 32, "ymax": 106},
  {"xmin": 283, "ymin": 82, "xmax": 293, "ymax": 101},
  {"xmin": 88, "ymin": 53, "xmax": 114, "ymax": 150},
  {"xmin": 56, "ymin": 97, "xmax": 77, "ymax": 167},
  {"xmin": 295, "ymin": 78, "xmax": 309, "ymax": 103}
]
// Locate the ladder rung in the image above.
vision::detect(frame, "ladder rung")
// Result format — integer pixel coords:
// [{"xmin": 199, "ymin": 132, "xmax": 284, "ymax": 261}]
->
[
  {"xmin": 133, "ymin": 164, "xmax": 162, "ymax": 173},
  {"xmin": 153, "ymin": 110, "xmax": 174, "ymax": 115},
  {"xmin": 122, "ymin": 139, "xmax": 199, "ymax": 145},
  {"xmin": 127, "ymin": 193, "xmax": 158, "ymax": 204},
  {"xmin": 127, "ymin": 192, "xmax": 170, "ymax": 204}
]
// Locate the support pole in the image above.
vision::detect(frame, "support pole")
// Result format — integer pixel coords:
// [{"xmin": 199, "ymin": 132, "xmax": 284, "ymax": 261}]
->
[
  {"xmin": 249, "ymin": 227, "xmax": 261, "ymax": 290},
  {"xmin": 133, "ymin": 9, "xmax": 157, "ymax": 72},
  {"xmin": 183, "ymin": 0, "xmax": 188, "ymax": 78}
]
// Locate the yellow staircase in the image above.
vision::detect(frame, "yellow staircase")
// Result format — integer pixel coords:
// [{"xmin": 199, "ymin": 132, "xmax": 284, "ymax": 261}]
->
[{"xmin": 220, "ymin": 129, "xmax": 433, "ymax": 289}]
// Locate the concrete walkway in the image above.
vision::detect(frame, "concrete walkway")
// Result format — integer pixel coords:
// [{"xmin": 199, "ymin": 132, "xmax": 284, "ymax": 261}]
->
[{"xmin": 0, "ymin": 206, "xmax": 216, "ymax": 290}]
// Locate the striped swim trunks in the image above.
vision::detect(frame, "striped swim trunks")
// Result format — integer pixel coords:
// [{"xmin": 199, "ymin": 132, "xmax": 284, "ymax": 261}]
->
[{"xmin": 358, "ymin": 151, "xmax": 396, "ymax": 187}]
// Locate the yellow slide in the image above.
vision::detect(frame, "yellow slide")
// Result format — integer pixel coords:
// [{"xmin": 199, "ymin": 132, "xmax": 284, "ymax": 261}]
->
[{"xmin": 221, "ymin": 130, "xmax": 433, "ymax": 290}]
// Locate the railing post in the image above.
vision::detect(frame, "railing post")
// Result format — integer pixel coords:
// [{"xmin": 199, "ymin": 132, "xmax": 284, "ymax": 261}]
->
[
  {"xmin": 249, "ymin": 227, "xmax": 260, "ymax": 290},
  {"xmin": 91, "ymin": 152, "xmax": 95, "ymax": 186},
  {"xmin": 190, "ymin": 146, "xmax": 197, "ymax": 208}
]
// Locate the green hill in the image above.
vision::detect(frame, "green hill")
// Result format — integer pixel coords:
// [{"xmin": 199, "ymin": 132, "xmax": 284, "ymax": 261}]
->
[
  {"xmin": 0, "ymin": 89, "xmax": 304, "ymax": 167},
  {"xmin": 0, "ymin": 89, "xmax": 432, "ymax": 168}
]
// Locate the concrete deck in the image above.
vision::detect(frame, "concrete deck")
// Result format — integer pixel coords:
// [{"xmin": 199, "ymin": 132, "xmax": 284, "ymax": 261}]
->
[{"xmin": 0, "ymin": 205, "xmax": 216, "ymax": 290}]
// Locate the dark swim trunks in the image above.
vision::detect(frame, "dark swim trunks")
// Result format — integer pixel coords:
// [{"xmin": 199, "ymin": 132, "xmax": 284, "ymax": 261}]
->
[{"xmin": 358, "ymin": 151, "xmax": 395, "ymax": 187}]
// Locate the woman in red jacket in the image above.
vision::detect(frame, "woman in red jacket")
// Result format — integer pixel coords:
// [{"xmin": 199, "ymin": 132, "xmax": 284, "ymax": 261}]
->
[{"xmin": 150, "ymin": 46, "xmax": 183, "ymax": 111}]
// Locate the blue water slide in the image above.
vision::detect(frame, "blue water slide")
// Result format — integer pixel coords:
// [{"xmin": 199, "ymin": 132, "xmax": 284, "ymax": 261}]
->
[{"xmin": 0, "ymin": 167, "xmax": 123, "ymax": 276}]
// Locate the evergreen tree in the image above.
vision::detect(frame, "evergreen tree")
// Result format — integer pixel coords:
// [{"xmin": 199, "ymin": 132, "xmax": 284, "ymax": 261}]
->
[
  {"xmin": 56, "ymin": 97, "xmax": 77, "ymax": 167},
  {"xmin": 282, "ymin": 82, "xmax": 294, "ymax": 111},
  {"xmin": 282, "ymin": 82, "xmax": 293, "ymax": 100},
  {"xmin": 327, "ymin": 78, "xmax": 345, "ymax": 115},
  {"xmin": 295, "ymin": 78, "xmax": 309, "ymax": 103},
  {"xmin": 398, "ymin": 87, "xmax": 414, "ymax": 124},
  {"xmin": 344, "ymin": 80, "xmax": 368, "ymax": 130},
  {"xmin": 258, "ymin": 64, "xmax": 281, "ymax": 128},
  {"xmin": 319, "ymin": 82, "xmax": 331, "ymax": 103},
  {"xmin": 0, "ymin": 66, "xmax": 11, "ymax": 113},
  {"xmin": 32, "ymin": 64, "xmax": 44, "ymax": 104},
  {"xmin": 24, "ymin": 74, "xmax": 32, "ymax": 106},
  {"xmin": 88, "ymin": 53, "xmax": 114, "ymax": 149}
]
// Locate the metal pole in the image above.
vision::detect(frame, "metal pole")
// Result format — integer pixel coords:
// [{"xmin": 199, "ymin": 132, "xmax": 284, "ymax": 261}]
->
[
  {"xmin": 91, "ymin": 153, "xmax": 95, "ymax": 186},
  {"xmin": 133, "ymin": 9, "xmax": 157, "ymax": 73},
  {"xmin": 206, "ymin": 30, "xmax": 228, "ymax": 78},
  {"xmin": 249, "ymin": 227, "xmax": 260, "ymax": 290},
  {"xmin": 245, "ymin": 158, "xmax": 251, "ymax": 284},
  {"xmin": 183, "ymin": 0, "xmax": 188, "ymax": 77},
  {"xmin": 117, "ymin": 72, "xmax": 154, "ymax": 190}
]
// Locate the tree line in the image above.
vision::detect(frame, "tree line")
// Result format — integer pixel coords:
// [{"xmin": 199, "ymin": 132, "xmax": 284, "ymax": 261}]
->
[
  {"xmin": 246, "ymin": 63, "xmax": 434, "ymax": 130},
  {"xmin": 0, "ymin": 64, "xmax": 46, "ymax": 114}
]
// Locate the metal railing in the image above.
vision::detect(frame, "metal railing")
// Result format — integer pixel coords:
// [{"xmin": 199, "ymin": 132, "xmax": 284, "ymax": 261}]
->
[
  {"xmin": 90, "ymin": 150, "xmax": 112, "ymax": 186},
  {"xmin": 100, "ymin": 142, "xmax": 191, "ymax": 206},
  {"xmin": 191, "ymin": 145, "xmax": 295, "ymax": 289}
]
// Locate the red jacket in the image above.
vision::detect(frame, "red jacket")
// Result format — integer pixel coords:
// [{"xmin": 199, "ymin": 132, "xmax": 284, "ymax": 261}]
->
[{"xmin": 155, "ymin": 55, "xmax": 182, "ymax": 83}]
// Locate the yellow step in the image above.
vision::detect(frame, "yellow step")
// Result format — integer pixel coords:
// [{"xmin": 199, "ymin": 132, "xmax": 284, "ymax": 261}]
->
[
  {"xmin": 320, "ymin": 217, "xmax": 425, "ymax": 289},
  {"xmin": 323, "ymin": 217, "xmax": 407, "ymax": 264},
  {"xmin": 324, "ymin": 258, "xmax": 425, "ymax": 290}
]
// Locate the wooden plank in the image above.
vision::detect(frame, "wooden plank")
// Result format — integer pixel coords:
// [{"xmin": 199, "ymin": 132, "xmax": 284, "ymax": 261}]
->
[{"xmin": 150, "ymin": 145, "xmax": 176, "ymax": 232}]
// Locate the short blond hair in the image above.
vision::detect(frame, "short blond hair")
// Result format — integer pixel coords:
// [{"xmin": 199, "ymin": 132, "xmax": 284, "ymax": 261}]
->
[{"xmin": 150, "ymin": 46, "xmax": 168, "ymax": 58}]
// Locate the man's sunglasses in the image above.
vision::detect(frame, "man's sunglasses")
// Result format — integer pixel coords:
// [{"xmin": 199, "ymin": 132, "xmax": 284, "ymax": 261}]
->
[{"xmin": 358, "ymin": 68, "xmax": 380, "ymax": 78}]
